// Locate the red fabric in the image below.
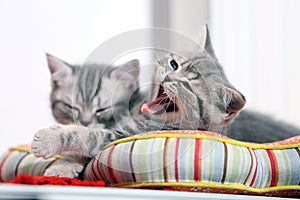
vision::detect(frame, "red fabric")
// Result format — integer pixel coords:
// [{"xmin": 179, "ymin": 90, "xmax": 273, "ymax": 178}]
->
[
  {"xmin": 6, "ymin": 175, "xmax": 105, "ymax": 187},
  {"xmin": 5, "ymin": 175, "xmax": 300, "ymax": 198}
]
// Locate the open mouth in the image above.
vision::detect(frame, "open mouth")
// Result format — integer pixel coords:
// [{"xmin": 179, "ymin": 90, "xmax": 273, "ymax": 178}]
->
[{"xmin": 141, "ymin": 85, "xmax": 178, "ymax": 114}]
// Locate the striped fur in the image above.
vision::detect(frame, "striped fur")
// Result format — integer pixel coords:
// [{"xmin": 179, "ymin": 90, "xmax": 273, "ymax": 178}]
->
[{"xmin": 48, "ymin": 54, "xmax": 140, "ymax": 128}]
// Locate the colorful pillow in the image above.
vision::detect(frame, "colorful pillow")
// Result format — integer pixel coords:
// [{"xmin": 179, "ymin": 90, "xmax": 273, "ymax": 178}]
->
[
  {"xmin": 1, "ymin": 131, "xmax": 300, "ymax": 197},
  {"xmin": 0, "ymin": 145, "xmax": 58, "ymax": 182},
  {"xmin": 83, "ymin": 130, "xmax": 300, "ymax": 197}
]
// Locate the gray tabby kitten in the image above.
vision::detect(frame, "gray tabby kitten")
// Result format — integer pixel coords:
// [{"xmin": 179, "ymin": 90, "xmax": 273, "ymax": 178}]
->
[
  {"xmin": 226, "ymin": 110, "xmax": 300, "ymax": 142},
  {"xmin": 48, "ymin": 54, "xmax": 140, "ymax": 128},
  {"xmin": 42, "ymin": 54, "xmax": 140, "ymax": 177},
  {"xmin": 32, "ymin": 27, "xmax": 299, "ymax": 174}
]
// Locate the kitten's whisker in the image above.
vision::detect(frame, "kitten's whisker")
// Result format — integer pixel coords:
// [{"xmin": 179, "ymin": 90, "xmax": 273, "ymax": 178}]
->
[
  {"xmin": 152, "ymin": 58, "xmax": 160, "ymax": 66},
  {"xmin": 153, "ymin": 50, "xmax": 162, "ymax": 62},
  {"xmin": 173, "ymin": 96, "xmax": 177, "ymax": 122},
  {"xmin": 151, "ymin": 96, "xmax": 168, "ymax": 110},
  {"xmin": 153, "ymin": 50, "xmax": 166, "ymax": 65}
]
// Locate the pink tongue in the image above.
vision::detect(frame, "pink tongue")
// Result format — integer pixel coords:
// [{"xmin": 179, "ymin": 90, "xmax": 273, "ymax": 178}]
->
[{"xmin": 141, "ymin": 96, "xmax": 168, "ymax": 114}]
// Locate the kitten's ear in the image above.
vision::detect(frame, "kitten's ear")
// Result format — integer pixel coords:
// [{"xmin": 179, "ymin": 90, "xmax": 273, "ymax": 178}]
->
[
  {"xmin": 46, "ymin": 53, "xmax": 73, "ymax": 88},
  {"xmin": 110, "ymin": 59, "xmax": 140, "ymax": 90},
  {"xmin": 111, "ymin": 59, "xmax": 140, "ymax": 80},
  {"xmin": 204, "ymin": 25, "xmax": 217, "ymax": 59},
  {"xmin": 221, "ymin": 86, "xmax": 246, "ymax": 123}
]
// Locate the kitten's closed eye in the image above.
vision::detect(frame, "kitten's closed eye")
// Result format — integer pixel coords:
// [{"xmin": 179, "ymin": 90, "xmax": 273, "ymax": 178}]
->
[
  {"xmin": 96, "ymin": 106, "xmax": 116, "ymax": 125},
  {"xmin": 52, "ymin": 101, "xmax": 80, "ymax": 124},
  {"xmin": 96, "ymin": 106, "xmax": 111, "ymax": 115},
  {"xmin": 63, "ymin": 103, "xmax": 78, "ymax": 111},
  {"xmin": 61, "ymin": 102, "xmax": 80, "ymax": 116}
]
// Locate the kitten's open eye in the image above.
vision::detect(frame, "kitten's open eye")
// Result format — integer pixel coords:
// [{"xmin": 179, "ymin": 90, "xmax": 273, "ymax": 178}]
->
[{"xmin": 168, "ymin": 59, "xmax": 181, "ymax": 72}]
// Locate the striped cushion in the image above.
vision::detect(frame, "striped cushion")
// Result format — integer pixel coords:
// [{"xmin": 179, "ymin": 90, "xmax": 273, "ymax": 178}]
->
[
  {"xmin": 83, "ymin": 130, "xmax": 300, "ymax": 197},
  {"xmin": 0, "ymin": 145, "xmax": 58, "ymax": 182},
  {"xmin": 1, "ymin": 131, "xmax": 300, "ymax": 197}
]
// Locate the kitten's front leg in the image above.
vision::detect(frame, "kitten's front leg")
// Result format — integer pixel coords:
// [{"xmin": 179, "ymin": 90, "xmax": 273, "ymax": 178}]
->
[
  {"xmin": 32, "ymin": 124, "xmax": 93, "ymax": 159},
  {"xmin": 31, "ymin": 124, "xmax": 124, "ymax": 159},
  {"xmin": 43, "ymin": 153, "xmax": 90, "ymax": 178}
]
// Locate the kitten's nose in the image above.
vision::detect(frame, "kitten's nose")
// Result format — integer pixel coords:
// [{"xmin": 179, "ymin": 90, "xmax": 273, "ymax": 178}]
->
[
  {"xmin": 80, "ymin": 120, "xmax": 91, "ymax": 126},
  {"xmin": 164, "ymin": 75, "xmax": 171, "ymax": 83},
  {"xmin": 80, "ymin": 115, "xmax": 93, "ymax": 126}
]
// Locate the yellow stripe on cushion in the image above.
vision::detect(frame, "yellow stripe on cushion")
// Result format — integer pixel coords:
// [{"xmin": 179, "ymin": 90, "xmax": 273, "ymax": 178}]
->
[{"xmin": 105, "ymin": 130, "xmax": 300, "ymax": 150}]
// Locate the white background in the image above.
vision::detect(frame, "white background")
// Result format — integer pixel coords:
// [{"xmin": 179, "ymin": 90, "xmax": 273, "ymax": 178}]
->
[
  {"xmin": 210, "ymin": 0, "xmax": 300, "ymax": 124},
  {"xmin": 0, "ymin": 0, "xmax": 151, "ymax": 153},
  {"xmin": 1, "ymin": 0, "xmax": 300, "ymax": 154}
]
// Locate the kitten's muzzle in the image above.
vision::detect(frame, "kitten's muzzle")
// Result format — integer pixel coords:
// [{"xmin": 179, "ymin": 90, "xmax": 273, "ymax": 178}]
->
[{"xmin": 141, "ymin": 85, "xmax": 178, "ymax": 114}]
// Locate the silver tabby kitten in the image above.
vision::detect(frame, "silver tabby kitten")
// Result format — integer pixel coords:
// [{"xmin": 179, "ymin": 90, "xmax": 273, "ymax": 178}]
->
[
  {"xmin": 48, "ymin": 54, "xmax": 140, "ymax": 128},
  {"xmin": 41, "ymin": 54, "xmax": 140, "ymax": 177},
  {"xmin": 32, "ymin": 27, "xmax": 299, "ymax": 177}
]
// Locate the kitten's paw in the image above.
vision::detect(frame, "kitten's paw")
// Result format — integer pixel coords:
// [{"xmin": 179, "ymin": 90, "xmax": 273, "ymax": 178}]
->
[
  {"xmin": 44, "ymin": 162, "xmax": 84, "ymax": 178},
  {"xmin": 31, "ymin": 124, "xmax": 64, "ymax": 159}
]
